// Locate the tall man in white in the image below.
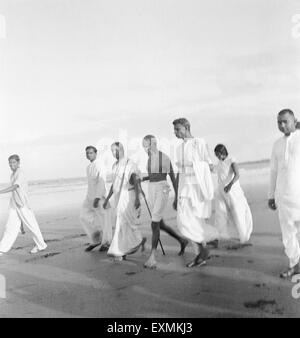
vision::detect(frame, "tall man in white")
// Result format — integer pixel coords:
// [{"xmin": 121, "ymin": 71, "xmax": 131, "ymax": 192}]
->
[
  {"xmin": 269, "ymin": 109, "xmax": 300, "ymax": 278},
  {"xmin": 173, "ymin": 118, "xmax": 219, "ymax": 268},
  {"xmin": 0, "ymin": 155, "xmax": 47, "ymax": 255},
  {"xmin": 80, "ymin": 146, "xmax": 113, "ymax": 252}
]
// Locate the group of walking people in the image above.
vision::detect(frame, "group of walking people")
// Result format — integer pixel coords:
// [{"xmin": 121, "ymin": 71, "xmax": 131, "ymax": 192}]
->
[
  {"xmin": 0, "ymin": 111, "xmax": 299, "ymax": 280},
  {"xmin": 79, "ymin": 117, "xmax": 253, "ymax": 269}
]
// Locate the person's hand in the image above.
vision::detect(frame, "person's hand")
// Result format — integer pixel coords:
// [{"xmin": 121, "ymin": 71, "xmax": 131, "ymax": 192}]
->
[
  {"xmin": 224, "ymin": 184, "xmax": 232, "ymax": 193},
  {"xmin": 268, "ymin": 198, "xmax": 277, "ymax": 210},
  {"xmin": 93, "ymin": 198, "xmax": 100, "ymax": 208},
  {"xmin": 135, "ymin": 198, "xmax": 141, "ymax": 210},
  {"xmin": 103, "ymin": 199, "xmax": 109, "ymax": 210}
]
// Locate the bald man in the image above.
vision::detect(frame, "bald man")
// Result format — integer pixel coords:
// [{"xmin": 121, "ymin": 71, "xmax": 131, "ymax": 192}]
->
[
  {"xmin": 142, "ymin": 135, "xmax": 188, "ymax": 269},
  {"xmin": 269, "ymin": 109, "xmax": 300, "ymax": 278}
]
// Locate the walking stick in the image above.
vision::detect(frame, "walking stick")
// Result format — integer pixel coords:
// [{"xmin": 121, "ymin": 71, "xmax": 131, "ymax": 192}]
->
[{"xmin": 139, "ymin": 182, "xmax": 166, "ymax": 256}]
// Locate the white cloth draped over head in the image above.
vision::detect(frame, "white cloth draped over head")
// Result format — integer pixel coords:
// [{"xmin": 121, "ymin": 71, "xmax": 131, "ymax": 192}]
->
[
  {"xmin": 108, "ymin": 158, "xmax": 143, "ymax": 257},
  {"xmin": 80, "ymin": 160, "xmax": 113, "ymax": 246},
  {"xmin": 269, "ymin": 130, "xmax": 300, "ymax": 268},
  {"xmin": 176, "ymin": 137, "xmax": 219, "ymax": 244},
  {"xmin": 214, "ymin": 157, "xmax": 253, "ymax": 243}
]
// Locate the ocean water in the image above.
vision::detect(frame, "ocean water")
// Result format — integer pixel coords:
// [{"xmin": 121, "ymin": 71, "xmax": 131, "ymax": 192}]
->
[{"xmin": 0, "ymin": 161, "xmax": 269, "ymax": 223}]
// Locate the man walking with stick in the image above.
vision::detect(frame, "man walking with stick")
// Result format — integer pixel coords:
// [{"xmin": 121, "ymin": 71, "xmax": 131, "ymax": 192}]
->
[{"xmin": 141, "ymin": 135, "xmax": 188, "ymax": 269}]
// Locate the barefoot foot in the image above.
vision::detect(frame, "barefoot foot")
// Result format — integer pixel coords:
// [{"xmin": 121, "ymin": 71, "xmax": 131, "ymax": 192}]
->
[{"xmin": 144, "ymin": 256, "xmax": 157, "ymax": 269}]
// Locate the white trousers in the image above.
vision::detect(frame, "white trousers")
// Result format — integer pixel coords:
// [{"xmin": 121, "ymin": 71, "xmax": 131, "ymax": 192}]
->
[
  {"xmin": 0, "ymin": 206, "xmax": 47, "ymax": 253},
  {"xmin": 278, "ymin": 205, "xmax": 300, "ymax": 268}
]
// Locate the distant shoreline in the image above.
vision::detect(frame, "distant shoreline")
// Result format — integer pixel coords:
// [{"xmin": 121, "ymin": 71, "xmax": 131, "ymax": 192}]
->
[{"xmin": 0, "ymin": 158, "xmax": 270, "ymax": 188}]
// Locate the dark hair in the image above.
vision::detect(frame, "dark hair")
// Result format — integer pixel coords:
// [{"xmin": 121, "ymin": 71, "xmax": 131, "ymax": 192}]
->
[
  {"xmin": 8, "ymin": 154, "xmax": 20, "ymax": 162},
  {"xmin": 278, "ymin": 109, "xmax": 294, "ymax": 117},
  {"xmin": 214, "ymin": 144, "xmax": 228, "ymax": 156},
  {"xmin": 143, "ymin": 135, "xmax": 156, "ymax": 143},
  {"xmin": 172, "ymin": 118, "xmax": 191, "ymax": 131},
  {"xmin": 85, "ymin": 146, "xmax": 97, "ymax": 153}
]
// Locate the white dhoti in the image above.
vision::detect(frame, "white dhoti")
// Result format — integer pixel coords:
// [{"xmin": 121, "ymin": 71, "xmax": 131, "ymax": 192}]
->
[
  {"xmin": 81, "ymin": 159, "xmax": 113, "ymax": 246},
  {"xmin": 176, "ymin": 138, "xmax": 219, "ymax": 245},
  {"xmin": 107, "ymin": 189, "xmax": 142, "ymax": 257},
  {"xmin": 80, "ymin": 198, "xmax": 114, "ymax": 245},
  {"xmin": 0, "ymin": 204, "xmax": 47, "ymax": 253},
  {"xmin": 148, "ymin": 181, "xmax": 170, "ymax": 222},
  {"xmin": 177, "ymin": 190, "xmax": 218, "ymax": 244},
  {"xmin": 215, "ymin": 184, "xmax": 253, "ymax": 243}
]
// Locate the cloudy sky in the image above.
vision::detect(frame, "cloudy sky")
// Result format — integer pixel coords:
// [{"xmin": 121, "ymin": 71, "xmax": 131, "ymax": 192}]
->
[{"xmin": 0, "ymin": 0, "xmax": 300, "ymax": 182}]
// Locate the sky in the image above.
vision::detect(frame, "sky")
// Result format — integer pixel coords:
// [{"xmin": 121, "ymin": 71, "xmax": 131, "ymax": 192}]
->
[{"xmin": 0, "ymin": 0, "xmax": 300, "ymax": 182}]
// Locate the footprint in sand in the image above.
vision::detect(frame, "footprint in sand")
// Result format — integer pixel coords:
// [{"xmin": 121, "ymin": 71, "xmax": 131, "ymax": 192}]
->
[
  {"xmin": 125, "ymin": 271, "xmax": 137, "ymax": 276},
  {"xmin": 254, "ymin": 283, "xmax": 266, "ymax": 288},
  {"xmin": 244, "ymin": 299, "xmax": 284, "ymax": 315},
  {"xmin": 226, "ymin": 243, "xmax": 253, "ymax": 250},
  {"xmin": 25, "ymin": 252, "xmax": 61, "ymax": 262}
]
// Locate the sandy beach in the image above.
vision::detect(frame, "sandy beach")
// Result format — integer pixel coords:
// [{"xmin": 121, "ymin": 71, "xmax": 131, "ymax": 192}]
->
[{"xmin": 0, "ymin": 163, "xmax": 299, "ymax": 318}]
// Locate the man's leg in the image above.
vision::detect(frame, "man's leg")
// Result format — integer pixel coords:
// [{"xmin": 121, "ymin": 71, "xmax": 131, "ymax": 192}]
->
[
  {"xmin": 19, "ymin": 207, "xmax": 47, "ymax": 252},
  {"xmin": 160, "ymin": 219, "xmax": 188, "ymax": 255},
  {"xmin": 80, "ymin": 203, "xmax": 101, "ymax": 251},
  {"xmin": 0, "ymin": 208, "xmax": 21, "ymax": 253},
  {"xmin": 186, "ymin": 242, "xmax": 209, "ymax": 268},
  {"xmin": 278, "ymin": 208, "xmax": 300, "ymax": 277},
  {"xmin": 98, "ymin": 205, "xmax": 113, "ymax": 252},
  {"xmin": 144, "ymin": 221, "xmax": 160, "ymax": 269}
]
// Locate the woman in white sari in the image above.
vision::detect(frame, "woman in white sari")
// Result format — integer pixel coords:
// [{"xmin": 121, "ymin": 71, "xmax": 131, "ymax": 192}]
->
[
  {"xmin": 173, "ymin": 118, "xmax": 219, "ymax": 268},
  {"xmin": 103, "ymin": 142, "xmax": 146, "ymax": 261},
  {"xmin": 214, "ymin": 144, "xmax": 253, "ymax": 245}
]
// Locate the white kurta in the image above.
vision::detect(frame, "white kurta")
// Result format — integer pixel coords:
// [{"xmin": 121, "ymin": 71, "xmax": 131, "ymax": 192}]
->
[
  {"xmin": 80, "ymin": 160, "xmax": 113, "ymax": 245},
  {"xmin": 0, "ymin": 169, "xmax": 47, "ymax": 253},
  {"xmin": 176, "ymin": 138, "xmax": 219, "ymax": 243},
  {"xmin": 269, "ymin": 130, "xmax": 300, "ymax": 268},
  {"xmin": 107, "ymin": 158, "xmax": 143, "ymax": 257},
  {"xmin": 214, "ymin": 157, "xmax": 253, "ymax": 243}
]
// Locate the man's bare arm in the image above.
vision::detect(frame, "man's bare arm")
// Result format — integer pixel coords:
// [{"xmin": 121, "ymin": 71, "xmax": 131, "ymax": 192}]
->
[
  {"xmin": 168, "ymin": 162, "xmax": 177, "ymax": 195},
  {"xmin": 0, "ymin": 184, "xmax": 19, "ymax": 194}
]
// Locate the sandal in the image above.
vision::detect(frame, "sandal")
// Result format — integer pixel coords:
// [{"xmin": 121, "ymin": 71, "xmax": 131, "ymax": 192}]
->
[
  {"xmin": 186, "ymin": 253, "xmax": 207, "ymax": 268},
  {"xmin": 186, "ymin": 258, "xmax": 207, "ymax": 268},
  {"xmin": 280, "ymin": 267, "xmax": 299, "ymax": 279}
]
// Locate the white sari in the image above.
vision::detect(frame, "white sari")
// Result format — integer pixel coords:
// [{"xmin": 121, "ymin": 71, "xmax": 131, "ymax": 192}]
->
[
  {"xmin": 107, "ymin": 158, "xmax": 143, "ymax": 257},
  {"xmin": 176, "ymin": 138, "xmax": 219, "ymax": 243},
  {"xmin": 214, "ymin": 157, "xmax": 253, "ymax": 243}
]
